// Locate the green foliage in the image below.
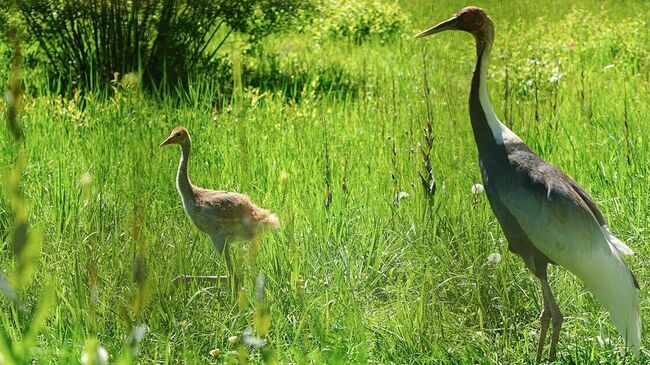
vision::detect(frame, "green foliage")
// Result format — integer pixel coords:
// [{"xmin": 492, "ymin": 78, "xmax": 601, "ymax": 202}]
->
[
  {"xmin": 2, "ymin": 1, "xmax": 650, "ymax": 363},
  {"xmin": 310, "ymin": 0, "xmax": 407, "ymax": 43},
  {"xmin": 14, "ymin": 0, "xmax": 312, "ymax": 91},
  {"xmin": 1, "ymin": 23, "xmax": 55, "ymax": 365},
  {"xmin": 503, "ymin": 8, "xmax": 650, "ymax": 101}
]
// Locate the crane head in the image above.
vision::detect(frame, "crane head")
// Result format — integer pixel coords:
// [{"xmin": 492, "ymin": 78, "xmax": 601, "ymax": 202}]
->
[
  {"xmin": 160, "ymin": 125, "xmax": 190, "ymax": 147},
  {"xmin": 415, "ymin": 6, "xmax": 490, "ymax": 38}
]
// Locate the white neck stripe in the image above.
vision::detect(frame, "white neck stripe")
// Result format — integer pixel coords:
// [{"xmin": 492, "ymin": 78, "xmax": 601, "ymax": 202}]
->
[{"xmin": 478, "ymin": 41, "xmax": 520, "ymax": 145}]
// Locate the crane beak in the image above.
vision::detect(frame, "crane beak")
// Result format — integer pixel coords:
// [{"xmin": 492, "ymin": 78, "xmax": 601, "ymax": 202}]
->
[
  {"xmin": 159, "ymin": 136, "xmax": 174, "ymax": 147},
  {"xmin": 415, "ymin": 16, "xmax": 459, "ymax": 38}
]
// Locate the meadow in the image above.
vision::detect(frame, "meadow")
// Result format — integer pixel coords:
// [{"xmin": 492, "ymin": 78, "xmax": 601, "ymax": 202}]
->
[{"xmin": 1, "ymin": 0, "xmax": 650, "ymax": 363}]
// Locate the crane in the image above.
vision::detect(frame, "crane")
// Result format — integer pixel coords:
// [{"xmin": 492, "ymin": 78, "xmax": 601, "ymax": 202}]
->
[
  {"xmin": 160, "ymin": 126, "xmax": 280, "ymax": 289},
  {"xmin": 416, "ymin": 6, "xmax": 640, "ymax": 362}
]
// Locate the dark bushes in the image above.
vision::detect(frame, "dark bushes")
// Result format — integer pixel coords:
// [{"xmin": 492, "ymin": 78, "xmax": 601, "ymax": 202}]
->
[{"xmin": 15, "ymin": 0, "xmax": 311, "ymax": 91}]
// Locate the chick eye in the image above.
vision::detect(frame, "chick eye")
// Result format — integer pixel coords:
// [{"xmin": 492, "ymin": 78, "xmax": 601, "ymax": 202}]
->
[{"xmin": 175, "ymin": 132, "xmax": 181, "ymax": 137}]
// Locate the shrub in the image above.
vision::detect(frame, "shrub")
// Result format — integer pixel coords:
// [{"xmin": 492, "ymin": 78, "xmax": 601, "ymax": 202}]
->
[
  {"xmin": 14, "ymin": 0, "xmax": 312, "ymax": 91},
  {"xmin": 311, "ymin": 0, "xmax": 407, "ymax": 44}
]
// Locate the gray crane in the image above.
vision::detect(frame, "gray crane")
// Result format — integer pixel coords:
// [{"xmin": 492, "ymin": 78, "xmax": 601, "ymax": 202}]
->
[{"xmin": 416, "ymin": 6, "xmax": 640, "ymax": 362}]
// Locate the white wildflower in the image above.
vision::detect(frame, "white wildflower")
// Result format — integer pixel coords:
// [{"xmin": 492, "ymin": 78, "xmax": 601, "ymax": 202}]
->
[
  {"xmin": 96, "ymin": 346, "xmax": 108, "ymax": 364},
  {"xmin": 80, "ymin": 345, "xmax": 109, "ymax": 365},
  {"xmin": 396, "ymin": 191, "xmax": 409, "ymax": 200},
  {"xmin": 597, "ymin": 335, "xmax": 611, "ymax": 347},
  {"xmin": 79, "ymin": 172, "xmax": 93, "ymax": 188},
  {"xmin": 126, "ymin": 324, "xmax": 148, "ymax": 357},
  {"xmin": 549, "ymin": 73, "xmax": 564, "ymax": 84},
  {"xmin": 3, "ymin": 91, "xmax": 14, "ymax": 105},
  {"xmin": 255, "ymin": 272, "xmax": 265, "ymax": 302}
]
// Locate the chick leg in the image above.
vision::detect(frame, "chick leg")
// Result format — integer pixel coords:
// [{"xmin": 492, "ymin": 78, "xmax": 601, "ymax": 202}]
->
[{"xmin": 171, "ymin": 234, "xmax": 229, "ymax": 285}]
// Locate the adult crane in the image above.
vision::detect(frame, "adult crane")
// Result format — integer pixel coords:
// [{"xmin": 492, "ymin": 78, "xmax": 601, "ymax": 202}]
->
[{"xmin": 415, "ymin": 6, "xmax": 640, "ymax": 362}]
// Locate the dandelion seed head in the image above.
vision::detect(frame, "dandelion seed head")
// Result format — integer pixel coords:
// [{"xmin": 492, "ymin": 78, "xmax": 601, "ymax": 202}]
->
[
  {"xmin": 243, "ymin": 326, "xmax": 266, "ymax": 347},
  {"xmin": 132, "ymin": 324, "xmax": 148, "ymax": 343},
  {"xmin": 488, "ymin": 252, "xmax": 501, "ymax": 264},
  {"xmin": 471, "ymin": 183, "xmax": 484, "ymax": 194}
]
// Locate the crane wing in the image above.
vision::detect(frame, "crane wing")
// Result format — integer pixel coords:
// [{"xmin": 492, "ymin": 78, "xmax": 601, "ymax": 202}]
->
[
  {"xmin": 495, "ymin": 142, "xmax": 633, "ymax": 263},
  {"xmin": 565, "ymin": 178, "xmax": 633, "ymax": 255},
  {"xmin": 498, "ymin": 170, "xmax": 607, "ymax": 271},
  {"xmin": 191, "ymin": 190, "xmax": 249, "ymax": 220}
]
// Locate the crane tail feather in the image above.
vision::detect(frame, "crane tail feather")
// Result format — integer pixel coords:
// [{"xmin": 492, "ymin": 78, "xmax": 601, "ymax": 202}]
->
[
  {"xmin": 578, "ymin": 246, "xmax": 641, "ymax": 354},
  {"xmin": 263, "ymin": 213, "xmax": 280, "ymax": 231},
  {"xmin": 601, "ymin": 225, "xmax": 634, "ymax": 255}
]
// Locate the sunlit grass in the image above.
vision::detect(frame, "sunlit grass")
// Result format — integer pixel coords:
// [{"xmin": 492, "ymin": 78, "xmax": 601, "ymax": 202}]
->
[{"xmin": 1, "ymin": 0, "xmax": 650, "ymax": 363}]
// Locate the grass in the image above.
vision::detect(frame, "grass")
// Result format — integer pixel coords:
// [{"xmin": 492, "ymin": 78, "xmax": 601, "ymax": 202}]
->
[{"xmin": 2, "ymin": 0, "xmax": 650, "ymax": 363}]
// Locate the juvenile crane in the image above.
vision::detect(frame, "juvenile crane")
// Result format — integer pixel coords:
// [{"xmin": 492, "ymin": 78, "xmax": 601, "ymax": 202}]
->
[
  {"xmin": 160, "ymin": 126, "xmax": 279, "ymax": 286},
  {"xmin": 416, "ymin": 7, "xmax": 640, "ymax": 361}
]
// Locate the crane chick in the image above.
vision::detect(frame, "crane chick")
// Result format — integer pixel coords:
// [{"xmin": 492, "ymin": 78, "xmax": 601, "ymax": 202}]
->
[{"xmin": 160, "ymin": 126, "xmax": 279, "ymax": 286}]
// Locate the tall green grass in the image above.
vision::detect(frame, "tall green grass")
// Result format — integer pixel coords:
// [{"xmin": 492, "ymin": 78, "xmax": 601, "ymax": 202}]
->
[{"xmin": 2, "ymin": 0, "xmax": 650, "ymax": 363}]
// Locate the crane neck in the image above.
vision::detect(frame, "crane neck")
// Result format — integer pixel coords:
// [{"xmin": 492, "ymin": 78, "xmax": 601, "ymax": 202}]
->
[
  {"xmin": 469, "ymin": 26, "xmax": 514, "ymax": 157},
  {"xmin": 177, "ymin": 139, "xmax": 194, "ymax": 200}
]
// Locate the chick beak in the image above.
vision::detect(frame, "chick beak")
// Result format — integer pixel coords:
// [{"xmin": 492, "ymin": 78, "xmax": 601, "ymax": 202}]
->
[
  {"xmin": 415, "ymin": 16, "xmax": 460, "ymax": 38},
  {"xmin": 159, "ymin": 136, "xmax": 174, "ymax": 147}
]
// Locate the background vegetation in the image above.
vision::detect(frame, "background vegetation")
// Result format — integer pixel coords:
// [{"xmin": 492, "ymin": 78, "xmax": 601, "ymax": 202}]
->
[{"xmin": 1, "ymin": 0, "xmax": 650, "ymax": 363}]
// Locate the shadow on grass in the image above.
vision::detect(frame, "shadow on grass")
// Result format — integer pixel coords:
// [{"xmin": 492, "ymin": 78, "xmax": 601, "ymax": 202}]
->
[{"xmin": 241, "ymin": 52, "xmax": 361, "ymax": 101}]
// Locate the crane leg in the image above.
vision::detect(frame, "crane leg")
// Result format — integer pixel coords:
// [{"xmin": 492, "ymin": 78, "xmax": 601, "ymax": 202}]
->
[
  {"xmin": 171, "ymin": 236, "xmax": 228, "ymax": 284},
  {"xmin": 171, "ymin": 235, "xmax": 235, "ymax": 290},
  {"xmin": 540, "ymin": 278, "xmax": 563, "ymax": 362},
  {"xmin": 222, "ymin": 242, "xmax": 240, "ymax": 293},
  {"xmin": 535, "ymin": 296, "xmax": 551, "ymax": 364}
]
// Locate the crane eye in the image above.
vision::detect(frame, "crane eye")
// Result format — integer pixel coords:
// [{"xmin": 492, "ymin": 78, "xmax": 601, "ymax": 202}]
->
[{"xmin": 175, "ymin": 132, "xmax": 181, "ymax": 137}]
